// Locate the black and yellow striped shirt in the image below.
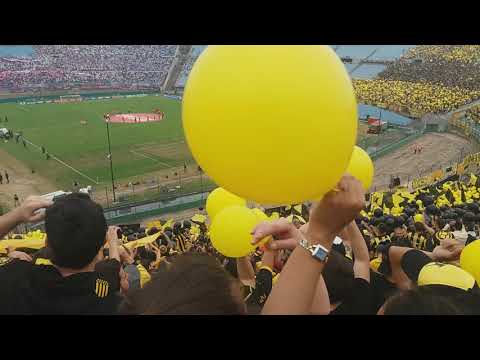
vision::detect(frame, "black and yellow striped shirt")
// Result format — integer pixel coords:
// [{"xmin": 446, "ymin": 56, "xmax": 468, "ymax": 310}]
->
[
  {"xmin": 408, "ymin": 232, "xmax": 429, "ymax": 250},
  {"xmin": 175, "ymin": 233, "xmax": 188, "ymax": 253}
]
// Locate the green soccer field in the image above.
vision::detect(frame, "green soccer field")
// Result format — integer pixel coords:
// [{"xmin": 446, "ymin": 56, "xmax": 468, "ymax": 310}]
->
[{"xmin": 0, "ymin": 95, "xmax": 195, "ymax": 189}]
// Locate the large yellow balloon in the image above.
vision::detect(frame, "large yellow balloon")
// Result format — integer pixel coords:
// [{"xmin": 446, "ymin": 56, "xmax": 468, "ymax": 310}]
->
[
  {"xmin": 209, "ymin": 205, "xmax": 260, "ymax": 258},
  {"xmin": 206, "ymin": 187, "xmax": 246, "ymax": 220},
  {"xmin": 460, "ymin": 239, "xmax": 480, "ymax": 286},
  {"xmin": 346, "ymin": 146, "xmax": 374, "ymax": 190},
  {"xmin": 183, "ymin": 45, "xmax": 357, "ymax": 205},
  {"xmin": 252, "ymin": 208, "xmax": 268, "ymax": 222}
]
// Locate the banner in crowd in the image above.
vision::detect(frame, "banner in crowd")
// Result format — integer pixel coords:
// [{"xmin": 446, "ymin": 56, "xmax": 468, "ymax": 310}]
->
[
  {"xmin": 410, "ymin": 151, "xmax": 480, "ymax": 190},
  {"xmin": 412, "ymin": 176, "xmax": 433, "ymax": 190}
]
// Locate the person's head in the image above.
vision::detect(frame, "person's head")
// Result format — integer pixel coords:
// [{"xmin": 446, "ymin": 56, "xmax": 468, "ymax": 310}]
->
[
  {"xmin": 119, "ymin": 253, "xmax": 246, "ymax": 315},
  {"xmin": 414, "ymin": 221, "xmax": 425, "ymax": 232},
  {"xmin": 380, "ymin": 287, "xmax": 464, "ymax": 315},
  {"xmin": 373, "ymin": 208, "xmax": 383, "ymax": 218},
  {"xmin": 45, "ymin": 193, "xmax": 107, "ymax": 269},
  {"xmin": 434, "ymin": 217, "xmax": 446, "ymax": 231},
  {"xmin": 377, "ymin": 223, "xmax": 388, "ymax": 236},
  {"xmin": 173, "ymin": 222, "xmax": 182, "ymax": 235},
  {"xmin": 147, "ymin": 227, "xmax": 159, "ymax": 236},
  {"xmin": 394, "ymin": 224, "xmax": 407, "ymax": 237}
]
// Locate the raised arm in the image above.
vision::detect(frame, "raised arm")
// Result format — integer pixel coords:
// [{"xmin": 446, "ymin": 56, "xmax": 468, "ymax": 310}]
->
[
  {"xmin": 344, "ymin": 221, "xmax": 370, "ymax": 282},
  {"xmin": 106, "ymin": 226, "xmax": 121, "ymax": 262},
  {"xmin": 253, "ymin": 175, "xmax": 365, "ymax": 315},
  {"xmin": 0, "ymin": 196, "xmax": 52, "ymax": 239},
  {"xmin": 310, "ymin": 275, "xmax": 330, "ymax": 315},
  {"xmin": 236, "ymin": 256, "xmax": 256, "ymax": 287}
]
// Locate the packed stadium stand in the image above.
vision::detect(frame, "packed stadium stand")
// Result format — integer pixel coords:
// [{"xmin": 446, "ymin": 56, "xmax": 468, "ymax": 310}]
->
[
  {"xmin": 1, "ymin": 45, "xmax": 480, "ymax": 316},
  {"xmin": 0, "ymin": 45, "xmax": 177, "ymax": 91}
]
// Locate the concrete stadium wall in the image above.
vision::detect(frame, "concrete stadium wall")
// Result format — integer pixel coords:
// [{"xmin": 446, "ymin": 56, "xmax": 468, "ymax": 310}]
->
[
  {"xmin": 369, "ymin": 131, "xmax": 424, "ymax": 160},
  {"xmin": 104, "ymin": 192, "xmax": 208, "ymax": 225}
]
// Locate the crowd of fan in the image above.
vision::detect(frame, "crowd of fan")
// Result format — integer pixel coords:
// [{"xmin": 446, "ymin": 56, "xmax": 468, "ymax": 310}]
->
[
  {"xmin": 466, "ymin": 104, "xmax": 480, "ymax": 124},
  {"xmin": 1, "ymin": 171, "xmax": 480, "ymax": 315},
  {"xmin": 379, "ymin": 59, "xmax": 480, "ymax": 92},
  {"xmin": 352, "ymin": 45, "xmax": 480, "ymax": 116},
  {"xmin": 353, "ymin": 79, "xmax": 480, "ymax": 115},
  {"xmin": 403, "ymin": 45, "xmax": 480, "ymax": 64},
  {"xmin": 0, "ymin": 45, "xmax": 177, "ymax": 91}
]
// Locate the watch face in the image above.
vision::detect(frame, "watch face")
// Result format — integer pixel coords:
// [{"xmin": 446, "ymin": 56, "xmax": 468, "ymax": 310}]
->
[{"xmin": 312, "ymin": 246, "xmax": 328, "ymax": 262}]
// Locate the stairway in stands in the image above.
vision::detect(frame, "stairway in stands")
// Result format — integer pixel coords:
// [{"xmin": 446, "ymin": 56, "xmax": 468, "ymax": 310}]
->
[{"xmin": 162, "ymin": 45, "xmax": 192, "ymax": 93}]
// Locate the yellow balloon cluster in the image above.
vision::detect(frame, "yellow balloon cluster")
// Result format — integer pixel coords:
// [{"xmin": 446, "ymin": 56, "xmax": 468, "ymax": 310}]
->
[
  {"xmin": 210, "ymin": 205, "xmax": 269, "ymax": 258},
  {"xmin": 183, "ymin": 45, "xmax": 358, "ymax": 204},
  {"xmin": 206, "ymin": 188, "xmax": 271, "ymax": 257},
  {"xmin": 206, "ymin": 187, "xmax": 246, "ymax": 220}
]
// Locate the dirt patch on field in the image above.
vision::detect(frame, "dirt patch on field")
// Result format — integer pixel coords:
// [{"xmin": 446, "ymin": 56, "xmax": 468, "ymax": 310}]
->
[
  {"xmin": 372, "ymin": 132, "xmax": 474, "ymax": 190},
  {"xmin": 0, "ymin": 148, "xmax": 57, "ymax": 211},
  {"xmin": 108, "ymin": 113, "xmax": 163, "ymax": 124}
]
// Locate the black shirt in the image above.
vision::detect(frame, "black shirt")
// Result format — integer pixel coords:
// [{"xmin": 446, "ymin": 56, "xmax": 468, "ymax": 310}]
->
[
  {"xmin": 245, "ymin": 268, "xmax": 274, "ymax": 314},
  {"xmin": 330, "ymin": 278, "xmax": 375, "ymax": 315},
  {"xmin": 0, "ymin": 258, "xmax": 121, "ymax": 315}
]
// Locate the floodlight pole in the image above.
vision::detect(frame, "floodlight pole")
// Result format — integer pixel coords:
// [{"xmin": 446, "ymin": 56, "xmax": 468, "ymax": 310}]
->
[{"xmin": 105, "ymin": 117, "xmax": 117, "ymax": 203}]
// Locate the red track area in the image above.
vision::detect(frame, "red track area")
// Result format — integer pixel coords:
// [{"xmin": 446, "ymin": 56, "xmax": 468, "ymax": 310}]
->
[{"xmin": 107, "ymin": 113, "xmax": 162, "ymax": 124}]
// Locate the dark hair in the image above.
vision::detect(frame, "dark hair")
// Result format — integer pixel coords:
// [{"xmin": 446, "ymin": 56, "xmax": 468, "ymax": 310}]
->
[
  {"xmin": 45, "ymin": 193, "xmax": 107, "ymax": 269},
  {"xmin": 378, "ymin": 223, "xmax": 389, "ymax": 235},
  {"xmin": 119, "ymin": 253, "xmax": 245, "ymax": 315},
  {"xmin": 373, "ymin": 209, "xmax": 383, "ymax": 218},
  {"xmin": 383, "ymin": 287, "xmax": 462, "ymax": 315},
  {"xmin": 224, "ymin": 258, "xmax": 238, "ymax": 279},
  {"xmin": 383, "ymin": 286, "xmax": 480, "ymax": 315},
  {"xmin": 435, "ymin": 217, "xmax": 446, "ymax": 230},
  {"xmin": 147, "ymin": 227, "xmax": 159, "ymax": 236},
  {"xmin": 173, "ymin": 222, "xmax": 182, "ymax": 234}
]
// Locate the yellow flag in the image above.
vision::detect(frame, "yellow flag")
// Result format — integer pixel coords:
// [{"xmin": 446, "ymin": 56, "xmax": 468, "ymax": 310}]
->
[
  {"xmin": 162, "ymin": 219, "xmax": 174, "ymax": 230},
  {"xmin": 0, "ymin": 238, "xmax": 46, "ymax": 254},
  {"xmin": 191, "ymin": 214, "xmax": 207, "ymax": 224},
  {"xmin": 123, "ymin": 233, "xmax": 159, "ymax": 250},
  {"xmin": 392, "ymin": 192, "xmax": 404, "ymax": 208},
  {"xmin": 469, "ymin": 173, "xmax": 478, "ymax": 186}
]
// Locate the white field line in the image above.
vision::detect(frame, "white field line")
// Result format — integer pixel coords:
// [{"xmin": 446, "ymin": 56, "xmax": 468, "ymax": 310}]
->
[
  {"xmin": 129, "ymin": 150, "xmax": 172, "ymax": 168},
  {"xmin": 21, "ymin": 137, "xmax": 100, "ymax": 185}
]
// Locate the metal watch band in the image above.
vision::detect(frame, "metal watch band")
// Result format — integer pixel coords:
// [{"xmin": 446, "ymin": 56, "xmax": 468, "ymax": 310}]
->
[{"xmin": 299, "ymin": 235, "xmax": 329, "ymax": 254}]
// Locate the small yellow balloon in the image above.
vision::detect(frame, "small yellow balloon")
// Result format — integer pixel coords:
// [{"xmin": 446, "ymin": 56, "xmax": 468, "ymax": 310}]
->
[
  {"xmin": 346, "ymin": 146, "xmax": 374, "ymax": 190},
  {"xmin": 460, "ymin": 239, "xmax": 480, "ymax": 286},
  {"xmin": 209, "ymin": 205, "xmax": 259, "ymax": 258},
  {"xmin": 206, "ymin": 187, "xmax": 246, "ymax": 220},
  {"xmin": 183, "ymin": 45, "xmax": 357, "ymax": 204}
]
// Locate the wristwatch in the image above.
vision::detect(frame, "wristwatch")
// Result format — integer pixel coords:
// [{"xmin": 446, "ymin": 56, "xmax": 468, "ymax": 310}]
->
[{"xmin": 299, "ymin": 236, "xmax": 330, "ymax": 263}]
